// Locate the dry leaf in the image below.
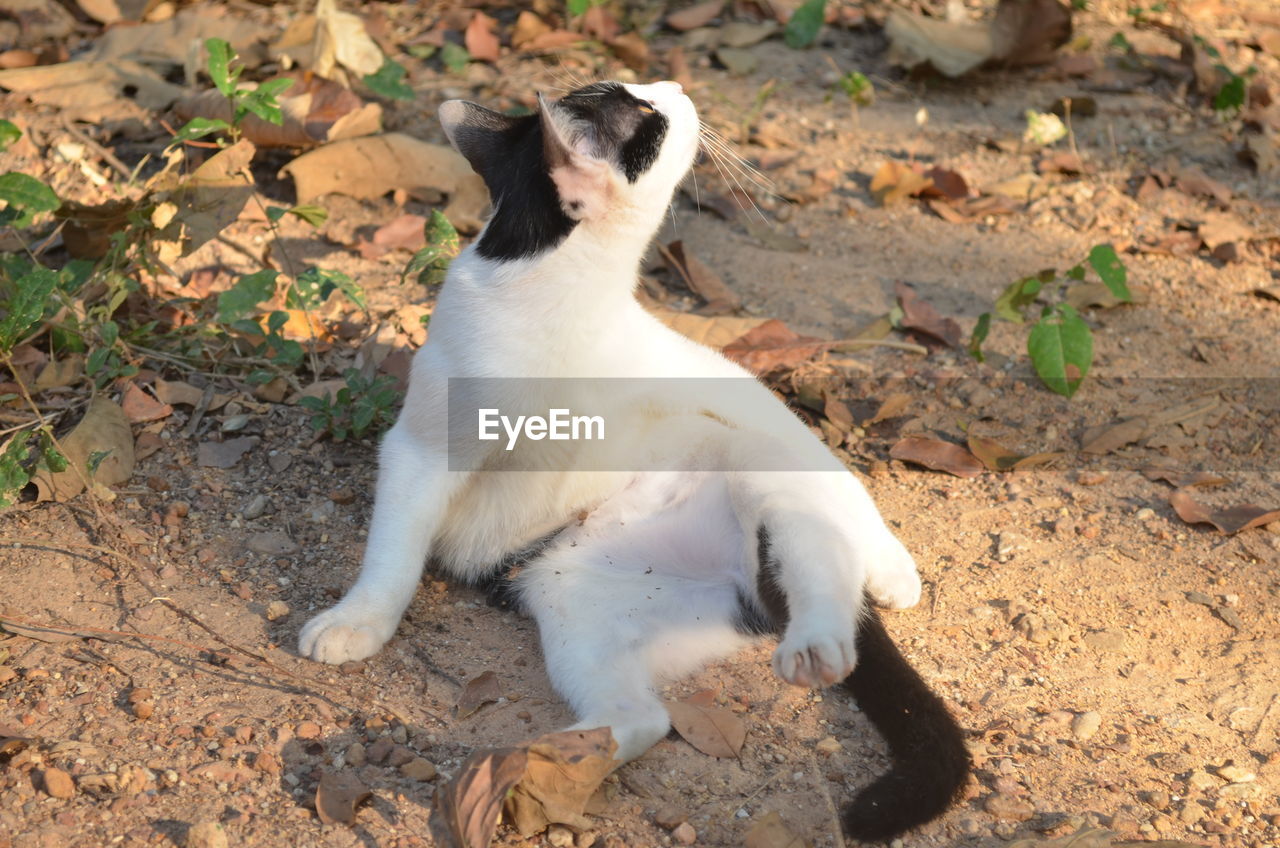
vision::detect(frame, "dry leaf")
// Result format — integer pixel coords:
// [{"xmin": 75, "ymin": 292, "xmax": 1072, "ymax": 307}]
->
[
  {"xmin": 358, "ymin": 214, "xmax": 427, "ymax": 259},
  {"xmin": 1197, "ymin": 211, "xmax": 1253, "ymax": 252},
  {"xmin": 967, "ymin": 435, "xmax": 1062, "ymax": 472},
  {"xmin": 1065, "ymin": 282, "xmax": 1136, "ymax": 311},
  {"xmin": 465, "ymin": 12, "xmax": 501, "ymax": 63},
  {"xmin": 1168, "ymin": 489, "xmax": 1280, "ymax": 535},
  {"xmin": 74, "ymin": 0, "xmax": 147, "ymax": 25},
  {"xmin": 430, "ymin": 746, "xmax": 529, "ymax": 848},
  {"xmin": 1142, "ymin": 468, "xmax": 1230, "ymax": 488},
  {"xmin": 870, "ymin": 161, "xmax": 933, "ymax": 206},
  {"xmin": 315, "ymin": 771, "xmax": 371, "ymax": 825},
  {"xmin": 0, "ymin": 60, "xmax": 183, "ymax": 122},
  {"xmin": 34, "ymin": 355, "xmax": 84, "ymax": 391},
  {"xmin": 867, "ymin": 393, "xmax": 911, "ymax": 424},
  {"xmin": 32, "ymin": 397, "xmax": 135, "ymax": 501},
  {"xmin": 81, "ymin": 8, "xmax": 263, "ymax": 72},
  {"xmin": 666, "ymin": 693, "xmax": 746, "ymax": 758},
  {"xmin": 153, "ymin": 140, "xmax": 257, "ymax": 257},
  {"xmin": 312, "ymin": 0, "xmax": 384, "ymax": 79},
  {"xmin": 1080, "ymin": 417, "xmax": 1149, "ymax": 455},
  {"xmin": 649, "ymin": 308, "xmax": 768, "ymax": 349},
  {"xmin": 175, "ymin": 75, "xmax": 382, "ymax": 149},
  {"xmin": 887, "ymin": 0, "xmax": 1071, "ymax": 77},
  {"xmin": 920, "ymin": 166, "xmax": 969, "ymax": 200},
  {"xmin": 895, "ymin": 281, "xmax": 962, "ymax": 348},
  {"xmin": 667, "ymin": 0, "xmax": 724, "ymax": 31},
  {"xmin": 197, "ymin": 437, "xmax": 257, "ymax": 469},
  {"xmin": 280, "ymin": 133, "xmax": 474, "ymax": 204},
  {"xmin": 889, "ymin": 435, "xmax": 984, "ymax": 478},
  {"xmin": 659, "ymin": 241, "xmax": 740, "ymax": 314},
  {"xmin": 582, "ymin": 6, "xmax": 621, "ymax": 42},
  {"xmin": 504, "ymin": 728, "xmax": 618, "ymax": 836},
  {"xmin": 53, "ymin": 198, "xmax": 137, "ymax": 260},
  {"xmin": 0, "ymin": 736, "xmax": 31, "ymax": 760},
  {"xmin": 745, "ymin": 811, "xmax": 810, "ymax": 848},
  {"xmin": 456, "ymin": 671, "xmax": 502, "ymax": 718},
  {"xmin": 608, "ymin": 31, "xmax": 649, "ymax": 72},
  {"xmin": 989, "ymin": 0, "xmax": 1073, "ymax": 66},
  {"xmin": 3, "ymin": 0, "xmax": 74, "ymax": 48},
  {"xmin": 120, "ymin": 382, "xmax": 173, "ymax": 424},
  {"xmin": 722, "ymin": 319, "xmax": 827, "ymax": 374},
  {"xmin": 512, "ymin": 12, "xmax": 551, "ymax": 49},
  {"xmin": 1175, "ymin": 167, "xmax": 1231, "ymax": 207},
  {"xmin": 1252, "ymin": 286, "xmax": 1280, "ymax": 302}
]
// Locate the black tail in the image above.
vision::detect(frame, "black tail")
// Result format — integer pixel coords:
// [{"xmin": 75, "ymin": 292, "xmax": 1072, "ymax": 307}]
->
[{"xmin": 839, "ymin": 600, "xmax": 971, "ymax": 842}]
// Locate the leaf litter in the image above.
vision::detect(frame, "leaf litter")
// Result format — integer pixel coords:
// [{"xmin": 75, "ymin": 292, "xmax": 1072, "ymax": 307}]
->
[
  {"xmin": 666, "ymin": 689, "xmax": 746, "ymax": 758},
  {"xmin": 454, "ymin": 670, "xmax": 503, "ymax": 719}
]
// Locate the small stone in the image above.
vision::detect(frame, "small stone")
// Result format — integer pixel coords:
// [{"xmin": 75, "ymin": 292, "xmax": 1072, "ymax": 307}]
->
[
  {"xmin": 672, "ymin": 822, "xmax": 697, "ymax": 845},
  {"xmin": 1218, "ymin": 765, "xmax": 1255, "ymax": 783},
  {"xmin": 1187, "ymin": 771, "xmax": 1219, "ymax": 791},
  {"xmin": 186, "ymin": 822, "xmax": 229, "ymax": 848},
  {"xmin": 265, "ymin": 600, "xmax": 290, "ymax": 621},
  {"xmin": 345, "ymin": 743, "xmax": 367, "ymax": 767},
  {"xmin": 1186, "ymin": 591, "xmax": 1214, "ymax": 606},
  {"xmin": 329, "ymin": 488, "xmax": 356, "ymax": 505},
  {"xmin": 400, "ymin": 757, "xmax": 437, "ymax": 781},
  {"xmin": 42, "ymin": 767, "xmax": 75, "ymax": 798},
  {"xmin": 133, "ymin": 701, "xmax": 154, "ymax": 720},
  {"xmin": 367, "ymin": 736, "xmax": 395, "ymax": 763},
  {"xmin": 983, "ymin": 793, "xmax": 1035, "ymax": 821},
  {"xmin": 1135, "ymin": 507, "xmax": 1155, "ymax": 520},
  {"xmin": 1082, "ymin": 630, "xmax": 1125, "ymax": 652},
  {"xmin": 1071, "ymin": 711, "xmax": 1101, "ymax": 741},
  {"xmin": 0, "ymin": 666, "xmax": 15, "ymax": 683},
  {"xmin": 1214, "ymin": 607, "xmax": 1245, "ymax": 631},
  {"xmin": 387, "ymin": 746, "xmax": 416, "ymax": 767},
  {"xmin": 390, "ymin": 724, "xmax": 408, "ymax": 744},
  {"xmin": 995, "ymin": 531, "xmax": 1029, "ymax": 563},
  {"xmin": 654, "ymin": 805, "xmax": 688, "ymax": 829},
  {"xmin": 815, "ymin": 736, "xmax": 842, "ymax": 756},
  {"xmin": 715, "ymin": 46, "xmax": 757, "ymax": 75},
  {"xmin": 1220, "ymin": 782, "xmax": 1263, "ymax": 801},
  {"xmin": 295, "ymin": 721, "xmax": 321, "ymax": 740},
  {"xmin": 243, "ymin": 494, "xmax": 269, "ymax": 520},
  {"xmin": 339, "ymin": 660, "xmax": 365, "ymax": 676},
  {"xmin": 1077, "ymin": 471, "xmax": 1107, "ymax": 486},
  {"xmin": 1140, "ymin": 790, "xmax": 1169, "ymax": 808},
  {"xmin": 547, "ymin": 825, "xmax": 575, "ymax": 847},
  {"xmin": 252, "ymin": 751, "xmax": 281, "ymax": 775}
]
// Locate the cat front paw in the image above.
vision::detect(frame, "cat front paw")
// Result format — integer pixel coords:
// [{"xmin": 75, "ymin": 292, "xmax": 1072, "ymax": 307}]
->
[
  {"xmin": 772, "ymin": 619, "xmax": 855, "ymax": 688},
  {"xmin": 864, "ymin": 535, "xmax": 923, "ymax": 610},
  {"xmin": 298, "ymin": 604, "xmax": 395, "ymax": 664}
]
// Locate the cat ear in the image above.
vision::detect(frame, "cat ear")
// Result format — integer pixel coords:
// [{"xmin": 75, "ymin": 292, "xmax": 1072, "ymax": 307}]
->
[
  {"xmin": 538, "ymin": 93, "xmax": 612, "ymax": 221},
  {"xmin": 438, "ymin": 100, "xmax": 522, "ymax": 185}
]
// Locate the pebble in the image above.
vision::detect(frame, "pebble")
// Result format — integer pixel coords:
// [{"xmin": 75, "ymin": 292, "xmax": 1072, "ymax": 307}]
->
[
  {"xmin": 390, "ymin": 725, "xmax": 408, "ymax": 744},
  {"xmin": 253, "ymin": 751, "xmax": 281, "ymax": 775},
  {"xmin": 815, "ymin": 736, "xmax": 842, "ymax": 755},
  {"xmin": 42, "ymin": 767, "xmax": 75, "ymax": 799},
  {"xmin": 243, "ymin": 494, "xmax": 269, "ymax": 520},
  {"xmin": 0, "ymin": 667, "xmax": 15, "ymax": 683},
  {"xmin": 1077, "ymin": 471, "xmax": 1107, "ymax": 485},
  {"xmin": 295, "ymin": 721, "xmax": 321, "ymax": 740},
  {"xmin": 400, "ymin": 757, "xmax": 437, "ymax": 781},
  {"xmin": 995, "ymin": 531, "xmax": 1029, "ymax": 563},
  {"xmin": 186, "ymin": 822, "xmax": 228, "ymax": 848},
  {"xmin": 1218, "ymin": 765, "xmax": 1254, "ymax": 783},
  {"xmin": 672, "ymin": 822, "xmax": 697, "ymax": 845},
  {"xmin": 387, "ymin": 746, "xmax": 416, "ymax": 767},
  {"xmin": 265, "ymin": 600, "xmax": 290, "ymax": 621},
  {"xmin": 1082, "ymin": 630, "xmax": 1126, "ymax": 652},
  {"xmin": 654, "ymin": 806, "xmax": 688, "ymax": 829},
  {"xmin": 1071, "ymin": 711, "xmax": 1102, "ymax": 741},
  {"xmin": 547, "ymin": 825, "xmax": 574, "ymax": 847},
  {"xmin": 983, "ymin": 793, "xmax": 1035, "ymax": 821},
  {"xmin": 1135, "ymin": 507, "xmax": 1155, "ymax": 520},
  {"xmin": 345, "ymin": 743, "xmax": 366, "ymax": 767},
  {"xmin": 1186, "ymin": 591, "xmax": 1214, "ymax": 606},
  {"xmin": 132, "ymin": 701, "xmax": 154, "ymax": 720},
  {"xmin": 367, "ymin": 736, "xmax": 395, "ymax": 763}
]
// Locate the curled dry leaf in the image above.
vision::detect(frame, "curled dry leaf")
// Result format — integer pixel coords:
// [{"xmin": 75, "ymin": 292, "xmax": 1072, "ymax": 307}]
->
[
  {"xmin": 894, "ymin": 281, "xmax": 962, "ymax": 348},
  {"xmin": 465, "ymin": 12, "xmax": 501, "ymax": 63},
  {"xmin": 120, "ymin": 382, "xmax": 173, "ymax": 424},
  {"xmin": 1142, "ymin": 468, "xmax": 1230, "ymax": 488},
  {"xmin": 455, "ymin": 670, "xmax": 503, "ymax": 719},
  {"xmin": 280, "ymin": 133, "xmax": 473, "ymax": 204},
  {"xmin": 504, "ymin": 728, "xmax": 618, "ymax": 836},
  {"xmin": 658, "ymin": 240, "xmax": 741, "ymax": 314},
  {"xmin": 867, "ymin": 393, "xmax": 911, "ymax": 425},
  {"xmin": 745, "ymin": 811, "xmax": 810, "ymax": 848},
  {"xmin": 889, "ymin": 435, "xmax": 984, "ymax": 478},
  {"xmin": 315, "ymin": 771, "xmax": 371, "ymax": 825},
  {"xmin": 1168, "ymin": 489, "xmax": 1280, "ymax": 535},
  {"xmin": 870, "ymin": 161, "xmax": 933, "ymax": 206},
  {"xmin": 722, "ymin": 319, "xmax": 827, "ymax": 375},
  {"xmin": 967, "ymin": 435, "xmax": 1062, "ymax": 472},
  {"xmin": 274, "ymin": 0, "xmax": 384, "ymax": 79},
  {"xmin": 32, "ymin": 397, "xmax": 135, "ymax": 502},
  {"xmin": 430, "ymin": 745, "xmax": 529, "ymax": 848},
  {"xmin": 921, "ymin": 166, "xmax": 969, "ymax": 200},
  {"xmin": 666, "ymin": 691, "xmax": 746, "ymax": 758}
]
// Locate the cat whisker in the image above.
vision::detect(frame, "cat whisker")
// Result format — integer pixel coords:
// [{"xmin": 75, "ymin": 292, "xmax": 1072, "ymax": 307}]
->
[{"xmin": 697, "ymin": 132, "xmax": 771, "ymax": 223}]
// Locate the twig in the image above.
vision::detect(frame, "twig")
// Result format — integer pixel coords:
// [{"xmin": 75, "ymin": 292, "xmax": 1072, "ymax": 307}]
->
[
  {"xmin": 60, "ymin": 117, "xmax": 133, "ymax": 182},
  {"xmin": 831, "ymin": 339, "xmax": 930, "ymax": 355}
]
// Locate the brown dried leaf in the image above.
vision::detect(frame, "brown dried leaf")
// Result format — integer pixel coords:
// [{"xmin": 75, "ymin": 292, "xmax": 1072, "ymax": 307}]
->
[
  {"xmin": 608, "ymin": 32, "xmax": 649, "ymax": 72},
  {"xmin": 465, "ymin": 12, "xmax": 501, "ymax": 63},
  {"xmin": 315, "ymin": 771, "xmax": 371, "ymax": 825},
  {"xmin": 1175, "ymin": 167, "xmax": 1231, "ymax": 207},
  {"xmin": 504, "ymin": 728, "xmax": 618, "ymax": 836},
  {"xmin": 1197, "ymin": 211, "xmax": 1253, "ymax": 251},
  {"xmin": 1252, "ymin": 286, "xmax": 1280, "ymax": 302},
  {"xmin": 280, "ymin": 133, "xmax": 473, "ymax": 204},
  {"xmin": 582, "ymin": 6, "xmax": 621, "ymax": 41},
  {"xmin": 197, "ymin": 436, "xmax": 257, "ymax": 469},
  {"xmin": 967, "ymin": 435, "xmax": 1062, "ymax": 472},
  {"xmin": 889, "ymin": 435, "xmax": 984, "ymax": 478},
  {"xmin": 989, "ymin": 0, "xmax": 1073, "ymax": 67},
  {"xmin": 667, "ymin": 694, "xmax": 746, "ymax": 758},
  {"xmin": 357, "ymin": 214, "xmax": 427, "ymax": 260},
  {"xmin": 0, "ymin": 736, "xmax": 31, "ymax": 761},
  {"xmin": 1080, "ymin": 417, "xmax": 1149, "ymax": 455},
  {"xmin": 34, "ymin": 355, "xmax": 83, "ymax": 391},
  {"xmin": 154, "ymin": 140, "xmax": 257, "ymax": 256},
  {"xmin": 887, "ymin": 0, "xmax": 1070, "ymax": 77},
  {"xmin": 32, "ymin": 397, "xmax": 135, "ymax": 502},
  {"xmin": 512, "ymin": 11, "xmax": 551, "ymax": 49},
  {"xmin": 746, "ymin": 811, "xmax": 810, "ymax": 848},
  {"xmin": 1168, "ymin": 489, "xmax": 1280, "ymax": 535},
  {"xmin": 120, "ymin": 383, "xmax": 173, "ymax": 424},
  {"xmin": 649, "ymin": 308, "xmax": 768, "ymax": 349},
  {"xmin": 895, "ymin": 281, "xmax": 962, "ymax": 348},
  {"xmin": 659, "ymin": 241, "xmax": 740, "ymax": 314},
  {"xmin": 867, "ymin": 393, "xmax": 911, "ymax": 424},
  {"xmin": 0, "ymin": 60, "xmax": 183, "ymax": 122},
  {"xmin": 722, "ymin": 319, "xmax": 827, "ymax": 374},
  {"xmin": 455, "ymin": 671, "xmax": 502, "ymax": 718},
  {"xmin": 82, "ymin": 8, "xmax": 262, "ymax": 68},
  {"xmin": 870, "ymin": 161, "xmax": 933, "ymax": 206},
  {"xmin": 920, "ymin": 166, "xmax": 969, "ymax": 200},
  {"xmin": 667, "ymin": 0, "xmax": 725, "ymax": 31},
  {"xmin": 430, "ymin": 745, "xmax": 529, "ymax": 848},
  {"xmin": 1141, "ymin": 468, "xmax": 1230, "ymax": 488}
]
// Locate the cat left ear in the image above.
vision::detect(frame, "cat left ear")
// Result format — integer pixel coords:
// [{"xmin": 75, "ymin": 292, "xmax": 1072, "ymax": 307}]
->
[
  {"xmin": 538, "ymin": 94, "xmax": 612, "ymax": 221},
  {"xmin": 438, "ymin": 100, "xmax": 522, "ymax": 189}
]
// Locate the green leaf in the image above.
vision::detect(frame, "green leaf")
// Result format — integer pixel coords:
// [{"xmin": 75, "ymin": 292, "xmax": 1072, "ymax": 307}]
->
[
  {"xmin": 835, "ymin": 71, "xmax": 873, "ymax": 106},
  {"xmin": 0, "ymin": 267, "xmax": 57, "ymax": 351},
  {"xmin": 1213, "ymin": 73, "xmax": 1245, "ymax": 113},
  {"xmin": 288, "ymin": 267, "xmax": 363, "ymax": 310},
  {"xmin": 994, "ymin": 270, "xmax": 1052, "ymax": 323},
  {"xmin": 403, "ymin": 210, "xmax": 460, "ymax": 286},
  {"xmin": 567, "ymin": 0, "xmax": 590, "ymax": 15},
  {"xmin": 217, "ymin": 270, "xmax": 278, "ymax": 323},
  {"xmin": 168, "ymin": 117, "xmax": 230, "ymax": 148},
  {"xmin": 237, "ymin": 80, "xmax": 291, "ymax": 126},
  {"xmin": 286, "ymin": 204, "xmax": 328, "ymax": 227},
  {"xmin": 363, "ymin": 58, "xmax": 415, "ymax": 101},
  {"xmin": 0, "ymin": 120, "xmax": 20, "ymax": 153},
  {"xmin": 0, "ymin": 434, "xmax": 31, "ymax": 508},
  {"xmin": 784, "ymin": 0, "xmax": 826, "ymax": 49},
  {"xmin": 441, "ymin": 42, "xmax": 471, "ymax": 73},
  {"xmin": 1086, "ymin": 243, "xmax": 1131, "ymax": 302},
  {"xmin": 0, "ymin": 172, "xmax": 60, "ymax": 228},
  {"xmin": 266, "ymin": 206, "xmax": 287, "ymax": 223},
  {"xmin": 87, "ymin": 449, "xmax": 112, "ymax": 474},
  {"xmin": 406, "ymin": 44, "xmax": 437, "ymax": 60},
  {"xmin": 205, "ymin": 38, "xmax": 237, "ymax": 97},
  {"xmin": 968, "ymin": 312, "xmax": 991, "ymax": 362},
  {"xmin": 1027, "ymin": 303, "xmax": 1093, "ymax": 397},
  {"xmin": 38, "ymin": 429, "xmax": 66, "ymax": 473},
  {"xmin": 86, "ymin": 347, "xmax": 110, "ymax": 376}
]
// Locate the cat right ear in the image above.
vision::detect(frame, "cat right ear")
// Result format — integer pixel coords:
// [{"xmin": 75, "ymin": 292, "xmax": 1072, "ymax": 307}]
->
[{"xmin": 437, "ymin": 100, "xmax": 521, "ymax": 184}]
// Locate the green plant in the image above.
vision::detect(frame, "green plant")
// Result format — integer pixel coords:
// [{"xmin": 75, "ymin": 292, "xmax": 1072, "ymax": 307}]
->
[
  {"xmin": 829, "ymin": 70, "xmax": 874, "ymax": 107},
  {"xmin": 1194, "ymin": 39, "xmax": 1256, "ymax": 115},
  {"xmin": 784, "ymin": 0, "xmax": 827, "ymax": 49},
  {"xmin": 970, "ymin": 245, "xmax": 1132, "ymax": 398},
  {"xmin": 299, "ymin": 369, "xmax": 401, "ymax": 441},
  {"xmin": 363, "ymin": 58, "xmax": 415, "ymax": 102},
  {"xmin": 170, "ymin": 38, "xmax": 294, "ymax": 147},
  {"xmin": 403, "ymin": 211, "xmax": 460, "ymax": 287}
]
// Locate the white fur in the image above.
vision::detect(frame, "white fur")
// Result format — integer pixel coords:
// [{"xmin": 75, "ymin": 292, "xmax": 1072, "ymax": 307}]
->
[{"xmin": 299, "ymin": 82, "xmax": 922, "ymax": 762}]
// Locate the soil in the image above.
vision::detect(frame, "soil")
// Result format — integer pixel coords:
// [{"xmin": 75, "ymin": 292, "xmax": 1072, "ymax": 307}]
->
[{"xmin": 2, "ymin": 2, "xmax": 1279, "ymax": 848}]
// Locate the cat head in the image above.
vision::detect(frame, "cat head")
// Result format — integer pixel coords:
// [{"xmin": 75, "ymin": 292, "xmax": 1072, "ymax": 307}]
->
[{"xmin": 439, "ymin": 81, "xmax": 698, "ymax": 261}]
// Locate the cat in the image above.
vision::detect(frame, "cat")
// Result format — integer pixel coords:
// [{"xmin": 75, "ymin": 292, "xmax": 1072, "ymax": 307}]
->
[{"xmin": 299, "ymin": 80, "xmax": 970, "ymax": 841}]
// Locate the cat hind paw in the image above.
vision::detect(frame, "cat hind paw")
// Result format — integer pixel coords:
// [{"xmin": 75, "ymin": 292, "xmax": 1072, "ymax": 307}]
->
[{"xmin": 772, "ymin": 623, "xmax": 855, "ymax": 688}]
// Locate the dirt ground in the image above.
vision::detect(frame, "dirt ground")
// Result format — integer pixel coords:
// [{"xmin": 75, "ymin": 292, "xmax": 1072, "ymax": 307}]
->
[{"xmin": 2, "ymin": 1, "xmax": 1279, "ymax": 847}]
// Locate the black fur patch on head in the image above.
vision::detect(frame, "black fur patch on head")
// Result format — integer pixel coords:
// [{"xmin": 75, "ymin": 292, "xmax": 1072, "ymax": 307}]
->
[{"xmin": 557, "ymin": 82, "xmax": 669, "ymax": 183}]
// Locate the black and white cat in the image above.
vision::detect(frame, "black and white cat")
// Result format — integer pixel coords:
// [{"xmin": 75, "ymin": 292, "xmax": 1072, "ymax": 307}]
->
[{"xmin": 299, "ymin": 80, "xmax": 970, "ymax": 841}]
